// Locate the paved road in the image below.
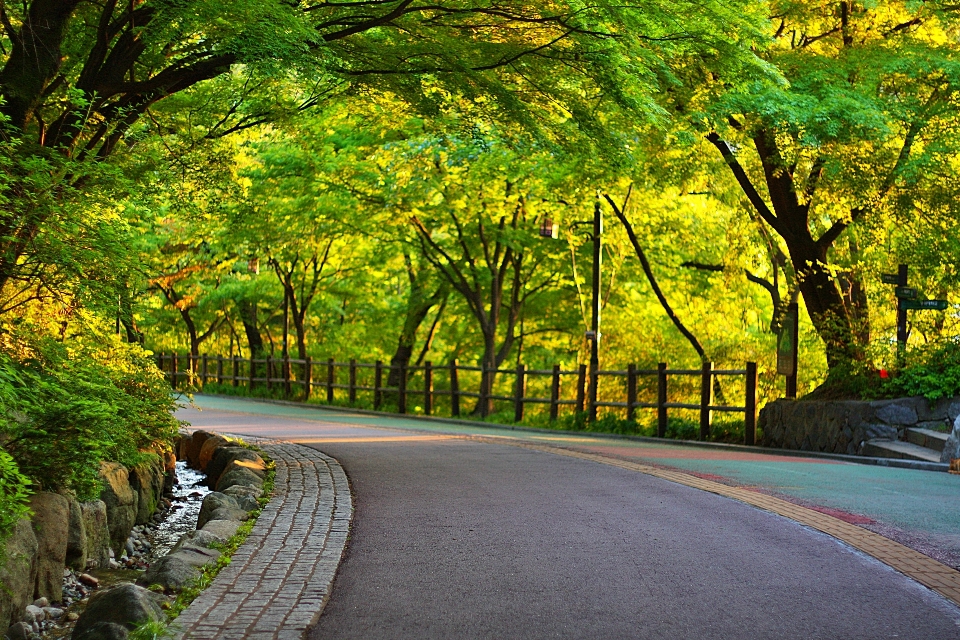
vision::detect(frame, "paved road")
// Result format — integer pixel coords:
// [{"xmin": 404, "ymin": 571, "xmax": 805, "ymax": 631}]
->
[{"xmin": 179, "ymin": 396, "xmax": 960, "ymax": 639}]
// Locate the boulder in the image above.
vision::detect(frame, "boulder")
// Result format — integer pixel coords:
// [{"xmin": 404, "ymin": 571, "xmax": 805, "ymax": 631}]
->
[
  {"xmin": 30, "ymin": 492, "xmax": 70, "ymax": 602},
  {"xmin": 177, "ymin": 433, "xmax": 192, "ymax": 462},
  {"xmin": 196, "ymin": 493, "xmax": 238, "ymax": 529},
  {"xmin": 136, "ymin": 554, "xmax": 200, "ymax": 592},
  {"xmin": 940, "ymin": 415, "xmax": 960, "ymax": 463},
  {"xmin": 0, "ymin": 519, "xmax": 38, "ymax": 630},
  {"xmin": 162, "ymin": 450, "xmax": 177, "ymax": 496},
  {"xmin": 137, "ymin": 543, "xmax": 221, "ymax": 592},
  {"xmin": 199, "ymin": 507, "xmax": 248, "ymax": 530},
  {"xmin": 200, "ymin": 519, "xmax": 241, "ymax": 540},
  {"xmin": 66, "ymin": 495, "xmax": 87, "ymax": 570},
  {"xmin": 875, "ymin": 402, "xmax": 919, "ymax": 426},
  {"xmin": 186, "ymin": 430, "xmax": 213, "ymax": 468},
  {"xmin": 221, "ymin": 458, "xmax": 266, "ymax": 480},
  {"xmin": 225, "ymin": 491, "xmax": 259, "ymax": 512},
  {"xmin": 130, "ymin": 455, "xmax": 165, "ymax": 525},
  {"xmin": 71, "ymin": 583, "xmax": 165, "ymax": 639},
  {"xmin": 74, "ymin": 622, "xmax": 130, "ymax": 640},
  {"xmin": 81, "ymin": 501, "xmax": 112, "ymax": 569},
  {"xmin": 221, "ymin": 484, "xmax": 263, "ymax": 501},
  {"xmin": 197, "ymin": 435, "xmax": 230, "ymax": 472},
  {"xmin": 6, "ymin": 622, "xmax": 32, "ymax": 640},
  {"xmin": 170, "ymin": 529, "xmax": 225, "ymax": 552},
  {"xmin": 216, "ymin": 467, "xmax": 263, "ymax": 493},
  {"xmin": 206, "ymin": 447, "xmax": 262, "ymax": 489},
  {"xmin": 98, "ymin": 462, "xmax": 138, "ymax": 557}
]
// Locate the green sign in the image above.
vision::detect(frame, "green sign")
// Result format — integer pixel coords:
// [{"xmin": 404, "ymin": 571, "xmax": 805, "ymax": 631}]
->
[
  {"xmin": 902, "ymin": 299, "xmax": 949, "ymax": 311},
  {"xmin": 895, "ymin": 286, "xmax": 918, "ymax": 299},
  {"xmin": 881, "ymin": 274, "xmax": 900, "ymax": 284}
]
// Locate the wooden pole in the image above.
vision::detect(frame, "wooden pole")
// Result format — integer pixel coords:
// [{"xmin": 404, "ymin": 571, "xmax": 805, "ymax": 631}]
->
[
  {"xmin": 699, "ymin": 361, "xmax": 714, "ymax": 440},
  {"xmin": 627, "ymin": 364, "xmax": 637, "ymax": 422},
  {"xmin": 304, "ymin": 357, "xmax": 313, "ymax": 400},
  {"xmin": 479, "ymin": 364, "xmax": 489, "ymax": 418},
  {"xmin": 171, "ymin": 353, "xmax": 179, "ymax": 390},
  {"xmin": 745, "ymin": 362, "xmax": 758, "ymax": 446},
  {"xmin": 265, "ymin": 356, "xmax": 273, "ymax": 392},
  {"xmin": 248, "ymin": 354, "xmax": 255, "ymax": 390},
  {"xmin": 575, "ymin": 364, "xmax": 587, "ymax": 414},
  {"xmin": 549, "ymin": 364, "xmax": 561, "ymax": 421},
  {"xmin": 449, "ymin": 359, "xmax": 460, "ymax": 417},
  {"xmin": 398, "ymin": 363, "xmax": 407, "ymax": 414},
  {"xmin": 283, "ymin": 356, "xmax": 291, "ymax": 398},
  {"xmin": 232, "ymin": 356, "xmax": 239, "ymax": 388},
  {"xmin": 657, "ymin": 362, "xmax": 668, "ymax": 438},
  {"xmin": 349, "ymin": 359, "xmax": 357, "ymax": 404},
  {"xmin": 374, "ymin": 360, "xmax": 383, "ymax": 410},
  {"xmin": 513, "ymin": 364, "xmax": 526, "ymax": 423},
  {"xmin": 327, "ymin": 358, "xmax": 335, "ymax": 403},
  {"xmin": 424, "ymin": 361, "xmax": 433, "ymax": 416},
  {"xmin": 201, "ymin": 354, "xmax": 208, "ymax": 387},
  {"xmin": 216, "ymin": 355, "xmax": 223, "ymax": 385}
]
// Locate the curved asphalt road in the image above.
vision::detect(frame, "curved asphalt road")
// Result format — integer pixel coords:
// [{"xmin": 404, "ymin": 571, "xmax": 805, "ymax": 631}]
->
[{"xmin": 178, "ymin": 398, "xmax": 960, "ymax": 639}]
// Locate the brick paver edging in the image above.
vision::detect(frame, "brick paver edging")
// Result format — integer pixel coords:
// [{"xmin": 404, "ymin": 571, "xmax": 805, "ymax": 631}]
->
[
  {"xmin": 469, "ymin": 434, "xmax": 960, "ymax": 609},
  {"xmin": 170, "ymin": 439, "xmax": 352, "ymax": 640}
]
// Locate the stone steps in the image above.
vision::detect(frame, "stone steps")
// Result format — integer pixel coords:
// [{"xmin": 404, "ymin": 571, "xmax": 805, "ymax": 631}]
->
[
  {"xmin": 905, "ymin": 427, "xmax": 949, "ymax": 453},
  {"xmin": 862, "ymin": 439, "xmax": 942, "ymax": 463}
]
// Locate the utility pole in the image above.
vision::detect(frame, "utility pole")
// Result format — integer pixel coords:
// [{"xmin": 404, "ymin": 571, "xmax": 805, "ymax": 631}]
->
[{"xmin": 588, "ymin": 199, "xmax": 602, "ymax": 422}]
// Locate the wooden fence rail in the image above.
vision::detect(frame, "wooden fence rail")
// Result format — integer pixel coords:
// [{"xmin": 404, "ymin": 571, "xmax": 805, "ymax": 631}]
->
[{"xmin": 156, "ymin": 353, "xmax": 758, "ymax": 445}]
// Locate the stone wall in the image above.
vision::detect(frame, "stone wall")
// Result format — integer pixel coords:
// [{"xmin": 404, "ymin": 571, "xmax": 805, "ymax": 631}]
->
[
  {"xmin": 0, "ymin": 453, "xmax": 173, "ymax": 631},
  {"xmin": 760, "ymin": 396, "xmax": 960, "ymax": 455}
]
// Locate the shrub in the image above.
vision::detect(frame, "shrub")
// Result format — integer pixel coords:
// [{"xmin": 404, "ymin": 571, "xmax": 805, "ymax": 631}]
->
[
  {"xmin": 883, "ymin": 340, "xmax": 960, "ymax": 402},
  {"xmin": 0, "ymin": 336, "xmax": 180, "ymax": 501}
]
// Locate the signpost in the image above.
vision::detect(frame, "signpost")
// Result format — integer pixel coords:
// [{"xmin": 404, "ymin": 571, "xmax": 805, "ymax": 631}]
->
[
  {"xmin": 777, "ymin": 302, "xmax": 799, "ymax": 399},
  {"xmin": 883, "ymin": 264, "xmax": 950, "ymax": 363}
]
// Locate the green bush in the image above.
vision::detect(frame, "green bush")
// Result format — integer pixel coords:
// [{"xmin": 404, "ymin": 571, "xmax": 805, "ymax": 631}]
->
[
  {"xmin": 0, "ymin": 447, "xmax": 31, "ymax": 544},
  {"xmin": 883, "ymin": 340, "xmax": 960, "ymax": 402},
  {"xmin": 0, "ymin": 337, "xmax": 180, "ymax": 502}
]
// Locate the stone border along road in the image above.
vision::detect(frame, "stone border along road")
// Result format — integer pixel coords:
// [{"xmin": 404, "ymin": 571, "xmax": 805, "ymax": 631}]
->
[{"xmin": 169, "ymin": 437, "xmax": 352, "ymax": 640}]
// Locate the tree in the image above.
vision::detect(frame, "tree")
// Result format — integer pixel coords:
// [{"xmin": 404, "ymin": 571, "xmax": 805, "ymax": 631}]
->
[{"xmin": 698, "ymin": 1, "xmax": 960, "ymax": 371}]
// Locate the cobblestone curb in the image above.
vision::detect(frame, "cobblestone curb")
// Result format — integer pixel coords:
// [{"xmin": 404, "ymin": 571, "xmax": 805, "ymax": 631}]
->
[{"xmin": 170, "ymin": 439, "xmax": 352, "ymax": 639}]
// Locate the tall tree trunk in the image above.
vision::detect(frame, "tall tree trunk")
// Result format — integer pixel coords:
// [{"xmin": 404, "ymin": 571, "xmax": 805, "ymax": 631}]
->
[{"xmin": 238, "ymin": 300, "xmax": 264, "ymax": 358}]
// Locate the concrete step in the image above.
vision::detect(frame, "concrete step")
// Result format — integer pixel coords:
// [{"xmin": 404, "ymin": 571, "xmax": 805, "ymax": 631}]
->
[
  {"xmin": 905, "ymin": 427, "xmax": 949, "ymax": 453},
  {"xmin": 862, "ymin": 439, "xmax": 942, "ymax": 463}
]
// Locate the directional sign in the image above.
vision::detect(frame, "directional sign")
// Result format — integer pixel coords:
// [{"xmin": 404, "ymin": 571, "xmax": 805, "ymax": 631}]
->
[
  {"xmin": 881, "ymin": 273, "xmax": 900, "ymax": 284},
  {"xmin": 902, "ymin": 299, "xmax": 949, "ymax": 311},
  {"xmin": 895, "ymin": 286, "xmax": 918, "ymax": 299}
]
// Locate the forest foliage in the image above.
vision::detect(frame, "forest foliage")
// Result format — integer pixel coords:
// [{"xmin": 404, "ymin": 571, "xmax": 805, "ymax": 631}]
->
[{"xmin": 0, "ymin": 0, "xmax": 959, "ymax": 538}]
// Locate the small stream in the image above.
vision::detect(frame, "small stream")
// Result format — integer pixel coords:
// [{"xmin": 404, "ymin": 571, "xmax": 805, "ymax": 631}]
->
[{"xmin": 144, "ymin": 461, "xmax": 211, "ymax": 561}]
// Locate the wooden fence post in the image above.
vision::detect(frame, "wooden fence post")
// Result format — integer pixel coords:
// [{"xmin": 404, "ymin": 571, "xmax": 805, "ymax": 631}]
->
[
  {"xmin": 349, "ymin": 359, "xmax": 357, "ymax": 404},
  {"xmin": 249, "ymin": 354, "xmax": 255, "ymax": 390},
  {"xmin": 304, "ymin": 357, "xmax": 312, "ymax": 400},
  {"xmin": 657, "ymin": 362, "xmax": 668, "ymax": 438},
  {"xmin": 479, "ymin": 365, "xmax": 489, "ymax": 418},
  {"xmin": 171, "ymin": 353, "xmax": 179, "ymax": 390},
  {"xmin": 700, "ymin": 361, "xmax": 714, "ymax": 440},
  {"xmin": 449, "ymin": 359, "xmax": 460, "ymax": 417},
  {"xmin": 745, "ymin": 362, "xmax": 757, "ymax": 446},
  {"xmin": 201, "ymin": 354, "xmax": 208, "ymax": 387},
  {"xmin": 575, "ymin": 364, "xmax": 586, "ymax": 414},
  {"xmin": 549, "ymin": 364, "xmax": 561, "ymax": 421},
  {"xmin": 513, "ymin": 364, "xmax": 526, "ymax": 423},
  {"xmin": 424, "ymin": 361, "xmax": 433, "ymax": 416},
  {"xmin": 283, "ymin": 356, "xmax": 291, "ymax": 398},
  {"xmin": 216, "ymin": 356, "xmax": 223, "ymax": 385},
  {"xmin": 374, "ymin": 360, "xmax": 383, "ymax": 410},
  {"xmin": 398, "ymin": 363, "xmax": 407, "ymax": 414},
  {"xmin": 265, "ymin": 356, "xmax": 273, "ymax": 392},
  {"xmin": 627, "ymin": 364, "xmax": 637, "ymax": 422},
  {"xmin": 327, "ymin": 358, "xmax": 335, "ymax": 403},
  {"xmin": 232, "ymin": 356, "xmax": 239, "ymax": 387}
]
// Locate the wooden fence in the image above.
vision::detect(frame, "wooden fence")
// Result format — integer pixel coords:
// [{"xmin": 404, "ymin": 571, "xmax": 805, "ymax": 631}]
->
[{"xmin": 156, "ymin": 353, "xmax": 758, "ymax": 445}]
